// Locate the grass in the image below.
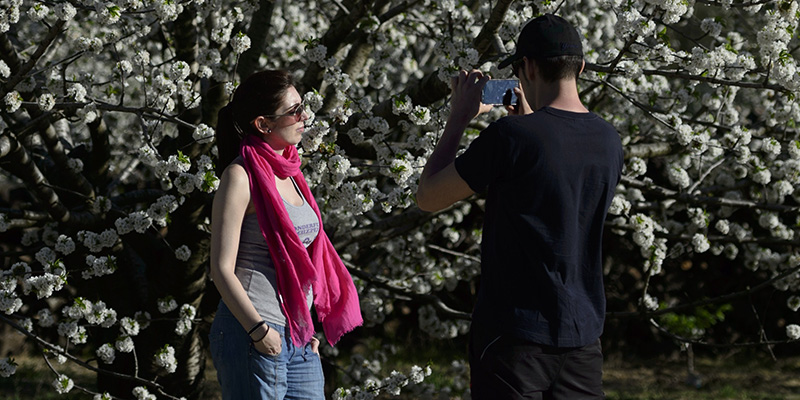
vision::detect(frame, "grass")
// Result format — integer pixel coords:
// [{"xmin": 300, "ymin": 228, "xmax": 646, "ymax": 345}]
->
[
  {"xmin": 3, "ymin": 349, "xmax": 800, "ymax": 399},
  {"xmin": 603, "ymin": 354, "xmax": 800, "ymax": 400}
]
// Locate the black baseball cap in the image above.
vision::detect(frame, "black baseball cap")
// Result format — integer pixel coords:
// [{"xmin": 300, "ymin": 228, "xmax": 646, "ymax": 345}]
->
[{"xmin": 498, "ymin": 14, "xmax": 583, "ymax": 69}]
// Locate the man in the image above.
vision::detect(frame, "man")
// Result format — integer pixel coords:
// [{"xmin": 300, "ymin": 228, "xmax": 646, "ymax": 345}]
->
[{"xmin": 416, "ymin": 14, "xmax": 623, "ymax": 399}]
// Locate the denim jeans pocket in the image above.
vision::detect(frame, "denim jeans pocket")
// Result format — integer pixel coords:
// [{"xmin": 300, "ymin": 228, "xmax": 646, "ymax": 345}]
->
[{"xmin": 250, "ymin": 339, "xmax": 282, "ymax": 360}]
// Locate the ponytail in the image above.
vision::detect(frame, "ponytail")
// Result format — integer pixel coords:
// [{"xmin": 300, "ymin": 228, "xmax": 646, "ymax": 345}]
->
[{"xmin": 215, "ymin": 103, "xmax": 245, "ymax": 176}]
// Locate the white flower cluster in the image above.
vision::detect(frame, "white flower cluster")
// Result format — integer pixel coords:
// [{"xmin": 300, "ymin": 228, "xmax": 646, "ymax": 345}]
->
[
  {"xmin": 175, "ymin": 304, "xmax": 196, "ymax": 336},
  {"xmin": 0, "ymin": 357, "xmax": 17, "ymax": 378},
  {"xmin": 329, "ymin": 182, "xmax": 374, "ymax": 215},
  {"xmin": 4, "ymin": 91, "xmax": 21, "ymax": 113},
  {"xmin": 158, "ymin": 296, "xmax": 178, "ymax": 314},
  {"xmin": 360, "ymin": 289, "xmax": 386, "ymax": 327},
  {"xmin": 21, "ymin": 264, "xmax": 67, "ymax": 300},
  {"xmin": 608, "ymin": 194, "xmax": 631, "ymax": 216},
  {"xmin": 333, "ymin": 365, "xmax": 432, "ymax": 400},
  {"xmin": 154, "ymin": 344, "xmax": 177, "ymax": 374},
  {"xmin": 301, "ymin": 120, "xmax": 330, "ymax": 153},
  {"xmin": 132, "ymin": 386, "xmax": 157, "ymax": 400},
  {"xmin": 787, "ymin": 324, "xmax": 800, "ymax": 340},
  {"xmin": 147, "ymin": 195, "xmax": 179, "ymax": 227},
  {"xmin": 174, "ymin": 244, "xmax": 192, "ymax": 261},
  {"xmin": 96, "ymin": 343, "xmax": 116, "ymax": 364},
  {"xmin": 231, "ymin": 31, "xmax": 251, "ymax": 54},
  {"xmin": 193, "ymin": 123, "xmax": 215, "ymax": 144},
  {"xmin": 116, "ymin": 335, "xmax": 135, "ymax": 353},
  {"xmin": 83, "ymin": 255, "xmax": 117, "ymax": 279},
  {"xmin": 115, "ymin": 211, "xmax": 152, "ymax": 235},
  {"xmin": 120, "ymin": 316, "xmax": 142, "ymax": 337},
  {"xmin": 418, "ymin": 305, "xmax": 469, "ymax": 339},
  {"xmin": 37, "ymin": 308, "xmax": 54, "ymax": 327},
  {"xmin": 77, "ymin": 229, "xmax": 119, "ymax": 253},
  {"xmin": 629, "ymin": 214, "xmax": 668, "ymax": 275},
  {"xmin": 787, "ymin": 296, "xmax": 800, "ymax": 312},
  {"xmin": 52, "ymin": 374, "xmax": 74, "ymax": 394}
]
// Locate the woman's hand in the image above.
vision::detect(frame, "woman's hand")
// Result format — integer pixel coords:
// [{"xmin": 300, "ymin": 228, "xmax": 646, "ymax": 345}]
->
[
  {"xmin": 309, "ymin": 337, "xmax": 320, "ymax": 355},
  {"xmin": 252, "ymin": 325, "xmax": 282, "ymax": 356}
]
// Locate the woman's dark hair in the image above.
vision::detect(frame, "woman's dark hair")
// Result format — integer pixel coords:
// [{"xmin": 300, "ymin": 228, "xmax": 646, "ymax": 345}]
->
[
  {"xmin": 533, "ymin": 55, "xmax": 583, "ymax": 83},
  {"xmin": 215, "ymin": 70, "xmax": 295, "ymax": 174}
]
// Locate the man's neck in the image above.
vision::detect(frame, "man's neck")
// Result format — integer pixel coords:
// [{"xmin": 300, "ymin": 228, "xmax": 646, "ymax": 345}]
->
[{"xmin": 533, "ymin": 80, "xmax": 588, "ymax": 113}]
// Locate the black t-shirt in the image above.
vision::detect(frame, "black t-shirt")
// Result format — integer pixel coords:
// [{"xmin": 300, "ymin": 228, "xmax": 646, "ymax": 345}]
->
[{"xmin": 455, "ymin": 106, "xmax": 623, "ymax": 348}]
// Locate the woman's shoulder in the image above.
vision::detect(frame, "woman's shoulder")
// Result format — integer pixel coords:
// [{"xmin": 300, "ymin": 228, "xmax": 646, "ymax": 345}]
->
[
  {"xmin": 222, "ymin": 158, "xmax": 247, "ymax": 179},
  {"xmin": 218, "ymin": 159, "xmax": 251, "ymax": 195}
]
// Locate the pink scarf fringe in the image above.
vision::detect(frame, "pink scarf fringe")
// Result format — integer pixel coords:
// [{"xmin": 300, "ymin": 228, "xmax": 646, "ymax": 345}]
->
[{"xmin": 240, "ymin": 135, "xmax": 362, "ymax": 346}]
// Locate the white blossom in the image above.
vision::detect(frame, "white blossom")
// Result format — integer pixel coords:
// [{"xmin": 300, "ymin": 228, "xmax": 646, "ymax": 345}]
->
[
  {"xmin": 52, "ymin": 374, "xmax": 74, "ymax": 394},
  {"xmin": 691, "ymin": 233, "xmax": 710, "ymax": 253},
  {"xmin": 193, "ymin": 123, "xmax": 215, "ymax": 143},
  {"xmin": 175, "ymin": 245, "xmax": 191, "ymax": 261},
  {"xmin": 4, "ymin": 91, "xmax": 21, "ymax": 113},
  {"xmin": 158, "ymin": 297, "xmax": 178, "ymax": 314},
  {"xmin": 0, "ymin": 358, "xmax": 17, "ymax": 378},
  {"xmin": 96, "ymin": 343, "xmax": 116, "ymax": 364},
  {"xmin": 54, "ymin": 3, "xmax": 76, "ymax": 20},
  {"xmin": 154, "ymin": 344, "xmax": 177, "ymax": 373},
  {"xmin": 37, "ymin": 93, "xmax": 55, "ymax": 111},
  {"xmin": 787, "ymin": 324, "xmax": 800, "ymax": 340},
  {"xmin": 116, "ymin": 336, "xmax": 135, "ymax": 353},
  {"xmin": 231, "ymin": 32, "xmax": 251, "ymax": 54},
  {"xmin": 787, "ymin": 296, "xmax": 800, "ymax": 312}
]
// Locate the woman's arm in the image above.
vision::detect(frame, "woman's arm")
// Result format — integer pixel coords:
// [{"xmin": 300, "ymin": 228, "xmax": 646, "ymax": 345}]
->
[{"xmin": 210, "ymin": 163, "xmax": 281, "ymax": 354}]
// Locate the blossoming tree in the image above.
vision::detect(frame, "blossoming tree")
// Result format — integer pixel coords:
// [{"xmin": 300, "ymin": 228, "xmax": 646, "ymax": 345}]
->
[{"xmin": 1, "ymin": 0, "xmax": 799, "ymax": 398}]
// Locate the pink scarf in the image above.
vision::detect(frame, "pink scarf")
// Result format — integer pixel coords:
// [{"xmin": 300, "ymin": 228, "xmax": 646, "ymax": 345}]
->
[{"xmin": 240, "ymin": 134, "xmax": 362, "ymax": 346}]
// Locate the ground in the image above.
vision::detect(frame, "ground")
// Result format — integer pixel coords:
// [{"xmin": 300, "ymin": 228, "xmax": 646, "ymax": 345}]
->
[{"xmin": 2, "ymin": 350, "xmax": 800, "ymax": 399}]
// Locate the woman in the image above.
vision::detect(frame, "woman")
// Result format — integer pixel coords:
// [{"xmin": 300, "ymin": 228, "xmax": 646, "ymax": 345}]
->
[{"xmin": 209, "ymin": 70, "xmax": 362, "ymax": 399}]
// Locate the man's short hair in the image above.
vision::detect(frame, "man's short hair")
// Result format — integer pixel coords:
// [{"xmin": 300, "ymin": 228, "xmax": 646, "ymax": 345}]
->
[
  {"xmin": 499, "ymin": 14, "xmax": 584, "ymax": 82},
  {"xmin": 533, "ymin": 55, "xmax": 583, "ymax": 82}
]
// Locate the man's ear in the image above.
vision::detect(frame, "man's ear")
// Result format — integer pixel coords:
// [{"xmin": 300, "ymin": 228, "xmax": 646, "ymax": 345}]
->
[
  {"xmin": 579, "ymin": 59, "xmax": 585, "ymax": 75},
  {"xmin": 523, "ymin": 56, "xmax": 534, "ymax": 81}
]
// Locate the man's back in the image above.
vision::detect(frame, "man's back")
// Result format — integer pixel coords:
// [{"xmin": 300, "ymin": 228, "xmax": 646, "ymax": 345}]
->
[{"xmin": 455, "ymin": 106, "xmax": 623, "ymax": 347}]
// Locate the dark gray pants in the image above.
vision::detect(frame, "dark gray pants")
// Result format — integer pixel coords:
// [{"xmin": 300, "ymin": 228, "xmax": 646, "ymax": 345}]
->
[{"xmin": 470, "ymin": 334, "xmax": 604, "ymax": 400}]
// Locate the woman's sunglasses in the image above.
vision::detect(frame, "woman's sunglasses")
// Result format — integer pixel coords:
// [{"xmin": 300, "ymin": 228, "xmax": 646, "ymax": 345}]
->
[{"xmin": 263, "ymin": 101, "xmax": 306, "ymax": 122}]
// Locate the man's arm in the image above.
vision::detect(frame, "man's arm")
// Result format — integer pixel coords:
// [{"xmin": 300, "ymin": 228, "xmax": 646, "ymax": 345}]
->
[{"xmin": 417, "ymin": 70, "xmax": 492, "ymax": 212}]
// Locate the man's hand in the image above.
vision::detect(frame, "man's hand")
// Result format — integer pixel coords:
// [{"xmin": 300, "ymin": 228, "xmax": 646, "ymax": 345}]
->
[
  {"xmin": 450, "ymin": 70, "xmax": 493, "ymax": 123},
  {"xmin": 505, "ymin": 83, "xmax": 533, "ymax": 115},
  {"xmin": 416, "ymin": 70, "xmax": 485, "ymax": 212}
]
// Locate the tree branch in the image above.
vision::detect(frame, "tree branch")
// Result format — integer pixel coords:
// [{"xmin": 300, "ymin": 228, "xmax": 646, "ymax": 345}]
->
[
  {"xmin": 3, "ymin": 20, "xmax": 67, "ymax": 92},
  {"xmin": 0, "ymin": 314, "xmax": 183, "ymax": 399},
  {"xmin": 0, "ymin": 131, "xmax": 99, "ymax": 227},
  {"xmin": 238, "ymin": 0, "xmax": 276, "ymax": 80},
  {"xmin": 608, "ymin": 263, "xmax": 800, "ymax": 318},
  {"xmin": 621, "ymin": 176, "xmax": 800, "ymax": 213},
  {"xmin": 343, "ymin": 260, "xmax": 472, "ymax": 320}
]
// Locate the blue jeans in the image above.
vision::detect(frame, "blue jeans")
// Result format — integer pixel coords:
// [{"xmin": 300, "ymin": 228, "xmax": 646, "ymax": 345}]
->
[{"xmin": 209, "ymin": 301, "xmax": 324, "ymax": 399}]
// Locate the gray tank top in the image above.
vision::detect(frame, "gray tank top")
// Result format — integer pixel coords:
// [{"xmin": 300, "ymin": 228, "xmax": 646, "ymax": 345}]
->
[{"xmin": 234, "ymin": 177, "xmax": 320, "ymax": 327}]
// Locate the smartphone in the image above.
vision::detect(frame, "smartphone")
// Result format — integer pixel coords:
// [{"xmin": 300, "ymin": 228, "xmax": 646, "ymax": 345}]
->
[{"xmin": 482, "ymin": 79, "xmax": 519, "ymax": 106}]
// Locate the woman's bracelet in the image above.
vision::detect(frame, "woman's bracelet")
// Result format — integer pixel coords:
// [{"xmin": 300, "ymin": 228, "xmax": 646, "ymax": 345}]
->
[
  {"xmin": 251, "ymin": 324, "xmax": 270, "ymax": 343},
  {"xmin": 247, "ymin": 320, "xmax": 266, "ymax": 336}
]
